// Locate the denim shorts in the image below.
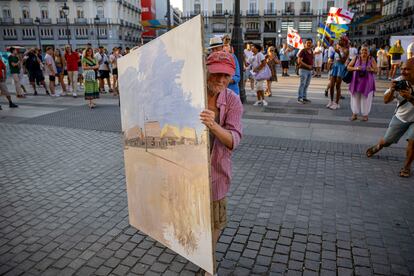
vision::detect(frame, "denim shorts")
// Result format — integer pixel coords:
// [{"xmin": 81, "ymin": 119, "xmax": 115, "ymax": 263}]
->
[
  {"xmin": 383, "ymin": 116, "xmax": 414, "ymax": 145},
  {"xmin": 330, "ymin": 62, "xmax": 346, "ymax": 78}
]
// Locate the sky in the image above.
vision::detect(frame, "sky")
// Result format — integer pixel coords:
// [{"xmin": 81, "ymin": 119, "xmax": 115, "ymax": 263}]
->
[{"xmin": 170, "ymin": 0, "xmax": 183, "ymax": 11}]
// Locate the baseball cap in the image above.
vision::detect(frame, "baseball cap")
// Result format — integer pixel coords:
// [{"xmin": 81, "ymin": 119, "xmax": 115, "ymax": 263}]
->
[{"xmin": 206, "ymin": 51, "xmax": 235, "ymax": 76}]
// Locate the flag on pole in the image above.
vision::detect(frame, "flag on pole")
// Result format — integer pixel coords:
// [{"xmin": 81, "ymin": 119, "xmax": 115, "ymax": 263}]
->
[
  {"xmin": 287, "ymin": 27, "xmax": 304, "ymax": 49},
  {"xmin": 330, "ymin": 23, "xmax": 349, "ymax": 35},
  {"xmin": 317, "ymin": 23, "xmax": 336, "ymax": 40},
  {"xmin": 326, "ymin": 7, "xmax": 354, "ymax": 24}
]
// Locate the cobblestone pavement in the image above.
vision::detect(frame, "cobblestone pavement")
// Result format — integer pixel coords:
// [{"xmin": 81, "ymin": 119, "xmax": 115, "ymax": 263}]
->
[{"xmin": 0, "ymin": 122, "xmax": 413, "ymax": 276}]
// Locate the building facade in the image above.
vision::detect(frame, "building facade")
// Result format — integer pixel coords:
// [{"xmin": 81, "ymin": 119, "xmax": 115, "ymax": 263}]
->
[
  {"xmin": 348, "ymin": 0, "xmax": 383, "ymax": 46},
  {"xmin": 141, "ymin": 0, "xmax": 156, "ymax": 42},
  {"xmin": 0, "ymin": 0, "xmax": 143, "ymax": 51},
  {"xmin": 155, "ymin": 0, "xmax": 183, "ymax": 37},
  {"xmin": 378, "ymin": 0, "xmax": 414, "ymax": 46},
  {"xmin": 182, "ymin": 0, "xmax": 348, "ymax": 47}
]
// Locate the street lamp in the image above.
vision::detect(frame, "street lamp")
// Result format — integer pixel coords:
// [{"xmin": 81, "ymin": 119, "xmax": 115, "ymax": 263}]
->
[
  {"xmin": 34, "ymin": 17, "xmax": 42, "ymax": 51},
  {"xmin": 94, "ymin": 15, "xmax": 100, "ymax": 47},
  {"xmin": 278, "ymin": 30, "xmax": 282, "ymax": 46},
  {"xmin": 224, "ymin": 10, "xmax": 229, "ymax": 34},
  {"xmin": 231, "ymin": 0, "xmax": 246, "ymax": 104},
  {"xmin": 61, "ymin": 2, "xmax": 70, "ymax": 46}
]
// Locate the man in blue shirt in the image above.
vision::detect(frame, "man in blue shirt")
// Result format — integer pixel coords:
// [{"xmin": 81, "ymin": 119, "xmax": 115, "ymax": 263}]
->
[{"xmin": 279, "ymin": 43, "xmax": 292, "ymax": 77}]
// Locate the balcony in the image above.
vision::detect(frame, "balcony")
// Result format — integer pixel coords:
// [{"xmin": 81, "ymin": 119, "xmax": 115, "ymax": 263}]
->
[
  {"xmin": 190, "ymin": 10, "xmax": 202, "ymax": 16},
  {"xmin": 246, "ymin": 9, "xmax": 260, "ymax": 16},
  {"xmin": 75, "ymin": 18, "xmax": 87, "ymax": 24},
  {"xmin": 22, "ymin": 35, "xmax": 36, "ymax": 40},
  {"xmin": 40, "ymin": 18, "xmax": 52, "ymax": 24},
  {"xmin": 20, "ymin": 18, "xmax": 33, "ymax": 24},
  {"xmin": 212, "ymin": 10, "xmax": 227, "ymax": 17},
  {"xmin": 264, "ymin": 9, "xmax": 277, "ymax": 15},
  {"xmin": 1, "ymin": 17, "xmax": 14, "ymax": 24},
  {"xmin": 57, "ymin": 18, "xmax": 67, "ymax": 24},
  {"xmin": 300, "ymin": 10, "xmax": 313, "ymax": 15},
  {"xmin": 282, "ymin": 9, "xmax": 295, "ymax": 15},
  {"xmin": 94, "ymin": 18, "xmax": 108, "ymax": 24}
]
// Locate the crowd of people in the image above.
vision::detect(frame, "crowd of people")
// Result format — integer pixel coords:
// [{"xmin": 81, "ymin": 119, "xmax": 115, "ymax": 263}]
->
[{"xmin": 0, "ymin": 44, "xmax": 131, "ymax": 109}]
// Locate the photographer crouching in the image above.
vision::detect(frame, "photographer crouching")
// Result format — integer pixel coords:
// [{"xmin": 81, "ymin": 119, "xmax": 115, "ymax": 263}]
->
[{"xmin": 366, "ymin": 58, "xmax": 414, "ymax": 178}]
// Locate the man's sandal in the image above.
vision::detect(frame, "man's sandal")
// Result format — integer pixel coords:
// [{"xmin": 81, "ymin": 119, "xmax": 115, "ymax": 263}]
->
[
  {"xmin": 399, "ymin": 168, "xmax": 411, "ymax": 178},
  {"xmin": 366, "ymin": 145, "xmax": 381, "ymax": 158}
]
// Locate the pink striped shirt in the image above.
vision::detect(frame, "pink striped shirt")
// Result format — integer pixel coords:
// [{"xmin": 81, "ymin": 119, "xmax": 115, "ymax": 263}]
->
[{"xmin": 211, "ymin": 88, "xmax": 243, "ymax": 201}]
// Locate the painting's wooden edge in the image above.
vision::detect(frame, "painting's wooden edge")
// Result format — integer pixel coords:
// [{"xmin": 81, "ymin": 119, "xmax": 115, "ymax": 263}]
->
[{"xmin": 199, "ymin": 14, "xmax": 216, "ymax": 276}]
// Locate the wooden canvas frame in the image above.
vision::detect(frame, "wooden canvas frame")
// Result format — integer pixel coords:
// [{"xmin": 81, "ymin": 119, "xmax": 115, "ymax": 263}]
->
[{"xmin": 118, "ymin": 16, "xmax": 215, "ymax": 274}]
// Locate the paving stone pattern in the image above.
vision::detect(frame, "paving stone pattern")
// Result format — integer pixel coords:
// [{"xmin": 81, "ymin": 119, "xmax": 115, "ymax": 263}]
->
[{"xmin": 1, "ymin": 123, "xmax": 413, "ymax": 275}]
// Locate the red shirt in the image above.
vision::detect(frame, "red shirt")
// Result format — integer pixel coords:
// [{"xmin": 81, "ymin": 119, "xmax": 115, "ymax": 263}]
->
[
  {"xmin": 65, "ymin": 52, "xmax": 80, "ymax": 71},
  {"xmin": 211, "ymin": 88, "xmax": 243, "ymax": 201},
  {"xmin": 0, "ymin": 59, "xmax": 6, "ymax": 79}
]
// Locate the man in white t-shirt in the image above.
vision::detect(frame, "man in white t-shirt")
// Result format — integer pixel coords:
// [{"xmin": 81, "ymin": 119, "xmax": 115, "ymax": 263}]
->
[
  {"xmin": 44, "ymin": 46, "xmax": 58, "ymax": 96},
  {"xmin": 349, "ymin": 43, "xmax": 358, "ymax": 61},
  {"xmin": 244, "ymin": 42, "xmax": 254, "ymax": 90},
  {"xmin": 407, "ymin": 40, "xmax": 414, "ymax": 59},
  {"xmin": 109, "ymin": 47, "xmax": 122, "ymax": 95},
  {"xmin": 250, "ymin": 43, "xmax": 268, "ymax": 106},
  {"xmin": 313, "ymin": 41, "xmax": 324, "ymax": 77},
  {"xmin": 366, "ymin": 58, "xmax": 414, "ymax": 178},
  {"xmin": 95, "ymin": 46, "xmax": 112, "ymax": 93}
]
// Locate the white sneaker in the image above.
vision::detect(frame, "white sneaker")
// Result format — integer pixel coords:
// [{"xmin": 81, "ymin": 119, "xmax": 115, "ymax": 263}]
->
[
  {"xmin": 329, "ymin": 102, "xmax": 340, "ymax": 110},
  {"xmin": 262, "ymin": 100, "xmax": 268, "ymax": 106},
  {"xmin": 55, "ymin": 93, "xmax": 61, "ymax": 97},
  {"xmin": 326, "ymin": 101, "xmax": 333, "ymax": 108},
  {"xmin": 73, "ymin": 93, "xmax": 77, "ymax": 98},
  {"xmin": 253, "ymin": 100, "xmax": 262, "ymax": 106}
]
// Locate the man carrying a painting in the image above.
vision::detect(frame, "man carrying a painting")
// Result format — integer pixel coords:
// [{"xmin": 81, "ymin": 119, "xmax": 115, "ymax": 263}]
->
[{"xmin": 199, "ymin": 51, "xmax": 243, "ymax": 275}]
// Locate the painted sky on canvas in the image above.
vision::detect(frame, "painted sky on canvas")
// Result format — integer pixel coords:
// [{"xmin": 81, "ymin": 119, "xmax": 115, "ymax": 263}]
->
[{"xmin": 118, "ymin": 20, "xmax": 205, "ymax": 137}]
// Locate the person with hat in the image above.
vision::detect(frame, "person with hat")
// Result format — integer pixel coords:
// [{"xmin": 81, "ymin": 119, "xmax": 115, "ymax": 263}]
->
[
  {"xmin": 208, "ymin": 36, "xmax": 240, "ymax": 96},
  {"xmin": 200, "ymin": 51, "xmax": 242, "ymax": 275}
]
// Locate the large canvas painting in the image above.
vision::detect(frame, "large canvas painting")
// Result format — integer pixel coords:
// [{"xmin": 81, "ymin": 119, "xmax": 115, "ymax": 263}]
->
[{"xmin": 117, "ymin": 16, "xmax": 214, "ymax": 274}]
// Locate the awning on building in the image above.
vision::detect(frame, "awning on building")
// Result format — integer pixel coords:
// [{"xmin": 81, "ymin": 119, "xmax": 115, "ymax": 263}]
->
[{"xmin": 360, "ymin": 15, "xmax": 383, "ymax": 26}]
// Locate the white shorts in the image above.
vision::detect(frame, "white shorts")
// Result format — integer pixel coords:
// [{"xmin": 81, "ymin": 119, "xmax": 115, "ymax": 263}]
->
[
  {"xmin": 255, "ymin": 80, "xmax": 264, "ymax": 91},
  {"xmin": 391, "ymin": 60, "xmax": 401, "ymax": 65},
  {"xmin": 314, "ymin": 59, "xmax": 323, "ymax": 67}
]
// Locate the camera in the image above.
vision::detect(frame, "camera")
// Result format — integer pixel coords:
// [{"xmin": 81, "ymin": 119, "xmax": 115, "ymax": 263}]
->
[
  {"xmin": 395, "ymin": 80, "xmax": 408, "ymax": 91},
  {"xmin": 104, "ymin": 61, "xmax": 109, "ymax": 65}
]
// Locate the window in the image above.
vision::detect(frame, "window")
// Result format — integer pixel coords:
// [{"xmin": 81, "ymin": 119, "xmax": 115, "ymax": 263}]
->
[
  {"xmin": 194, "ymin": 0, "xmax": 201, "ymax": 13},
  {"xmin": 22, "ymin": 28, "xmax": 35, "ymax": 37},
  {"xmin": 77, "ymin": 7, "xmax": 84, "ymax": 18},
  {"xmin": 281, "ymin": 21, "xmax": 294, "ymax": 31},
  {"xmin": 59, "ymin": 7, "xmax": 65, "ymax": 19},
  {"xmin": 246, "ymin": 22, "xmax": 259, "ymax": 30},
  {"xmin": 285, "ymin": 2, "xmax": 294, "ymax": 13},
  {"xmin": 301, "ymin": 2, "xmax": 310, "ymax": 13},
  {"xmin": 299, "ymin": 20, "xmax": 312, "ymax": 31},
  {"xmin": 212, "ymin": 23, "xmax": 225, "ymax": 33},
  {"xmin": 215, "ymin": 0, "xmax": 223, "ymax": 14},
  {"xmin": 97, "ymin": 6, "xmax": 104, "ymax": 18},
  {"xmin": 267, "ymin": 0, "xmax": 275, "ymax": 12},
  {"xmin": 249, "ymin": 0, "xmax": 257, "ymax": 13},
  {"xmin": 41, "ymin": 7, "xmax": 48, "ymax": 19},
  {"xmin": 3, "ymin": 28, "xmax": 17, "ymax": 38},
  {"xmin": 22, "ymin": 6, "xmax": 30, "ymax": 19},
  {"xmin": 2, "ymin": 7, "xmax": 11, "ymax": 18},
  {"xmin": 264, "ymin": 21, "xmax": 276, "ymax": 32},
  {"xmin": 40, "ymin": 28, "xmax": 53, "ymax": 37}
]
